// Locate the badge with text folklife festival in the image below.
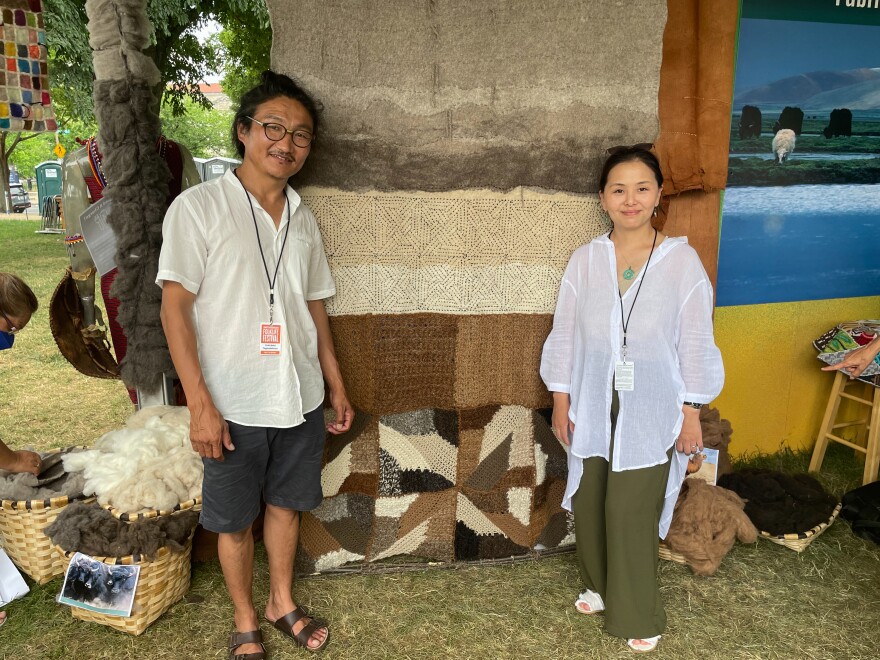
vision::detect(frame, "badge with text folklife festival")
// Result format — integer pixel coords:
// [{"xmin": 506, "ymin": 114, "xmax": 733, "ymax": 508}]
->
[
  {"xmin": 614, "ymin": 360, "xmax": 635, "ymax": 391},
  {"xmin": 259, "ymin": 323, "xmax": 283, "ymax": 356}
]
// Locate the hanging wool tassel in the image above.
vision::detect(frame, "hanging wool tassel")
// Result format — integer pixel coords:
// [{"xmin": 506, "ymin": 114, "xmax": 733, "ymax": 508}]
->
[{"xmin": 85, "ymin": 0, "xmax": 173, "ymax": 392}]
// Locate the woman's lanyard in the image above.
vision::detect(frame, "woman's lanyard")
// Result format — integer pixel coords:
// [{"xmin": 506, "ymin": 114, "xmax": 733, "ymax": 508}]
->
[
  {"xmin": 611, "ymin": 228, "xmax": 658, "ymax": 390},
  {"xmin": 234, "ymin": 170, "xmax": 291, "ymax": 325}
]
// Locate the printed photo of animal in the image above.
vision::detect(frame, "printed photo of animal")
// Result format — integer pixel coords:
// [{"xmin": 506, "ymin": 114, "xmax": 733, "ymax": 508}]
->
[{"xmin": 59, "ymin": 553, "xmax": 139, "ymax": 615}]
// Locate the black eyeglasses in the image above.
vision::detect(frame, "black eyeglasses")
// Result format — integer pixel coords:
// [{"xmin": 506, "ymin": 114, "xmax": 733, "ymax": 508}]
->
[
  {"xmin": 606, "ymin": 142, "xmax": 654, "ymax": 156},
  {"xmin": 1, "ymin": 310, "xmax": 20, "ymax": 334},
  {"xmin": 246, "ymin": 117, "xmax": 314, "ymax": 148}
]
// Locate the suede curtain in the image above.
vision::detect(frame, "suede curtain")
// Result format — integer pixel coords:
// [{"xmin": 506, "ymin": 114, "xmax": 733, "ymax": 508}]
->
[{"xmin": 657, "ymin": 0, "xmax": 739, "ymax": 285}]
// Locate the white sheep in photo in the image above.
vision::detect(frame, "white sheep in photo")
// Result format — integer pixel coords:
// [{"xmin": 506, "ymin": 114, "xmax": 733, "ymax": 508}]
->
[{"xmin": 772, "ymin": 128, "xmax": 796, "ymax": 164}]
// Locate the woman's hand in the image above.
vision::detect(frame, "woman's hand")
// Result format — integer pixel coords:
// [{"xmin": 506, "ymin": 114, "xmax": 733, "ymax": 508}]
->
[
  {"xmin": 675, "ymin": 407, "xmax": 703, "ymax": 455},
  {"xmin": 552, "ymin": 392, "xmax": 575, "ymax": 446},
  {"xmin": 822, "ymin": 337, "xmax": 880, "ymax": 379}
]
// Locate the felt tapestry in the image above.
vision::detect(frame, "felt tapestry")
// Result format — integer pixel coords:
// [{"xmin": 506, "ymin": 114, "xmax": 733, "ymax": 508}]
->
[
  {"xmin": 269, "ymin": 0, "xmax": 669, "ymax": 570},
  {"xmin": 268, "ymin": 0, "xmax": 664, "ymax": 195},
  {"xmin": 0, "ymin": 0, "xmax": 56, "ymax": 132}
]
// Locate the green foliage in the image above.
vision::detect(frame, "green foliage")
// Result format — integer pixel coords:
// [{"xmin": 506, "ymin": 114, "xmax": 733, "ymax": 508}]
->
[
  {"xmin": 9, "ymin": 117, "xmax": 98, "ymax": 178},
  {"xmin": 214, "ymin": 5, "xmax": 272, "ymax": 106},
  {"xmin": 160, "ymin": 98, "xmax": 235, "ymax": 159},
  {"xmin": 43, "ymin": 0, "xmax": 269, "ymax": 122}
]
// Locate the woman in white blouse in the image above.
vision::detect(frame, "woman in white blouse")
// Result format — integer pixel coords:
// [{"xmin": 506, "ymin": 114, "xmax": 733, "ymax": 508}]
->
[{"xmin": 540, "ymin": 146, "xmax": 724, "ymax": 654}]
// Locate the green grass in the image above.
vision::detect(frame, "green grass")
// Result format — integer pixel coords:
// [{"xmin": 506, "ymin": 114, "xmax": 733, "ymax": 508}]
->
[
  {"xmin": 2, "ymin": 218, "xmax": 880, "ymax": 659},
  {"xmin": 727, "ymin": 157, "xmax": 880, "ymax": 187},
  {"xmin": 730, "ymin": 134, "xmax": 880, "ymax": 154},
  {"xmin": 0, "ymin": 218, "xmax": 132, "ymax": 452}
]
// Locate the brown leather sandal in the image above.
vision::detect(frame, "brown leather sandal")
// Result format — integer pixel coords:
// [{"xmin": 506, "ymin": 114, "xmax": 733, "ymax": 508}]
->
[
  {"xmin": 268, "ymin": 605, "xmax": 330, "ymax": 652},
  {"xmin": 228, "ymin": 629, "xmax": 266, "ymax": 660}
]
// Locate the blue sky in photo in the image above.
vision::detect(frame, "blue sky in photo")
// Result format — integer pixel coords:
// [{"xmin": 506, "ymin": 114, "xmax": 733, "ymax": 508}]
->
[{"xmin": 734, "ymin": 19, "xmax": 880, "ymax": 93}]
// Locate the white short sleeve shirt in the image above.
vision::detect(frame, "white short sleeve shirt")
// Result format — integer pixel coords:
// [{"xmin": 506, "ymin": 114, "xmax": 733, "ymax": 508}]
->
[{"xmin": 157, "ymin": 169, "xmax": 335, "ymax": 428}]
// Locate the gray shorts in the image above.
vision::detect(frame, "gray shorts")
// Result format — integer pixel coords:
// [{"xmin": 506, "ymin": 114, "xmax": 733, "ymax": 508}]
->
[{"xmin": 200, "ymin": 407, "xmax": 326, "ymax": 533}]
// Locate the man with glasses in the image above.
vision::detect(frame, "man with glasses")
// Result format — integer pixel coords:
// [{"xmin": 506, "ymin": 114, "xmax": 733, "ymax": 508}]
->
[{"xmin": 158, "ymin": 72, "xmax": 352, "ymax": 658}]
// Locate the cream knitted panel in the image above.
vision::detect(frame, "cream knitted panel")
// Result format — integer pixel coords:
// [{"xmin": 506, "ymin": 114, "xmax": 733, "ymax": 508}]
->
[
  {"xmin": 305, "ymin": 188, "xmax": 610, "ymax": 316},
  {"xmin": 378, "ymin": 425, "xmax": 458, "ymax": 483},
  {"xmin": 371, "ymin": 520, "xmax": 431, "ymax": 561},
  {"xmin": 456, "ymin": 493, "xmax": 505, "ymax": 536},
  {"xmin": 507, "ymin": 487, "xmax": 532, "ymax": 527}
]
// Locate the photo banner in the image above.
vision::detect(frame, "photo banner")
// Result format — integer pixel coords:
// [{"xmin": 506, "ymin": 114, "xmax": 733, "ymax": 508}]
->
[{"xmin": 716, "ymin": 0, "xmax": 880, "ymax": 306}]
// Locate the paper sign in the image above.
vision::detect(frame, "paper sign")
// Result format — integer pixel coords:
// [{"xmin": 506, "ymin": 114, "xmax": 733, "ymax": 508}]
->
[{"xmin": 79, "ymin": 197, "xmax": 117, "ymax": 276}]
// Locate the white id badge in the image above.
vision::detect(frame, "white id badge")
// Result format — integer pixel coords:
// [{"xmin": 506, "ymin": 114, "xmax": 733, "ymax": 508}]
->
[
  {"xmin": 259, "ymin": 323, "xmax": 283, "ymax": 356},
  {"xmin": 614, "ymin": 360, "xmax": 635, "ymax": 391}
]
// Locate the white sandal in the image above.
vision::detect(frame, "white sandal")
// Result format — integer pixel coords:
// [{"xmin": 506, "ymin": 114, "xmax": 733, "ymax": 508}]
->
[
  {"xmin": 574, "ymin": 589, "xmax": 605, "ymax": 614},
  {"xmin": 627, "ymin": 635, "xmax": 661, "ymax": 653}
]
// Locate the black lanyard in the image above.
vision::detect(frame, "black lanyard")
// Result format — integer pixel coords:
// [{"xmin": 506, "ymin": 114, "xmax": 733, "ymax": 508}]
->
[
  {"xmin": 611, "ymin": 228, "xmax": 658, "ymax": 362},
  {"xmin": 234, "ymin": 170, "xmax": 291, "ymax": 324}
]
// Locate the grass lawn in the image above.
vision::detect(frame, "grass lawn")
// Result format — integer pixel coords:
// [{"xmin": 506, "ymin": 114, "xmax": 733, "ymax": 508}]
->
[{"xmin": 2, "ymin": 218, "xmax": 879, "ymax": 659}]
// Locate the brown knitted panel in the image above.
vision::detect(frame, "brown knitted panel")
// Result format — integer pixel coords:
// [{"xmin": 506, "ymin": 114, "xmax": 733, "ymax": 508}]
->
[
  {"xmin": 454, "ymin": 314, "xmax": 553, "ymax": 409},
  {"xmin": 331, "ymin": 314, "xmax": 554, "ymax": 415}
]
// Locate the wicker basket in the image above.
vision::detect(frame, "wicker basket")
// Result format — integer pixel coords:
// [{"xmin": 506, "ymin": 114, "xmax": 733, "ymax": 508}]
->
[
  {"xmin": 0, "ymin": 494, "xmax": 94, "ymax": 584},
  {"xmin": 102, "ymin": 495, "xmax": 201, "ymax": 522},
  {"xmin": 57, "ymin": 535, "xmax": 194, "ymax": 635},
  {"xmin": 658, "ymin": 542, "xmax": 687, "ymax": 565},
  {"xmin": 759, "ymin": 503, "xmax": 842, "ymax": 552}
]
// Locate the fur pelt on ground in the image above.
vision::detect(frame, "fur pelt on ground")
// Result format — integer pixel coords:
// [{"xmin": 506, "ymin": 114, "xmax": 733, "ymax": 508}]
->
[
  {"xmin": 718, "ymin": 469, "xmax": 838, "ymax": 535},
  {"xmin": 45, "ymin": 501, "xmax": 198, "ymax": 559},
  {"xmin": 62, "ymin": 408, "xmax": 202, "ymax": 513},
  {"xmin": 700, "ymin": 406, "xmax": 733, "ymax": 477},
  {"xmin": 665, "ymin": 479, "xmax": 757, "ymax": 575},
  {"xmin": 0, "ymin": 448, "xmax": 87, "ymax": 501}
]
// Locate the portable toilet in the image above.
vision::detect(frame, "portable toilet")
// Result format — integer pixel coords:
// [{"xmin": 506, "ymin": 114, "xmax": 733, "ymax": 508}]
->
[
  {"xmin": 192, "ymin": 157, "xmax": 208, "ymax": 182},
  {"xmin": 201, "ymin": 156, "xmax": 240, "ymax": 181},
  {"xmin": 35, "ymin": 161, "xmax": 63, "ymax": 205}
]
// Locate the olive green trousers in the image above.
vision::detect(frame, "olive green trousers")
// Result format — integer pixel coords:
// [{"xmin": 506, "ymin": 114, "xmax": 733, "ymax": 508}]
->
[{"xmin": 570, "ymin": 392, "xmax": 672, "ymax": 639}]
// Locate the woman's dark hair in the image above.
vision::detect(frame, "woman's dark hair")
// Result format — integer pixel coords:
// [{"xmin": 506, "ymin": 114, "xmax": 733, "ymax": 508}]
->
[
  {"xmin": 231, "ymin": 70, "xmax": 322, "ymax": 158},
  {"xmin": 598, "ymin": 145, "xmax": 663, "ymax": 190}
]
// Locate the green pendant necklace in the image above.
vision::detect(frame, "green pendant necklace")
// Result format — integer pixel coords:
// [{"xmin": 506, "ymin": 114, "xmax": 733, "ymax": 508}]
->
[{"xmin": 622, "ymin": 267, "xmax": 635, "ymax": 280}]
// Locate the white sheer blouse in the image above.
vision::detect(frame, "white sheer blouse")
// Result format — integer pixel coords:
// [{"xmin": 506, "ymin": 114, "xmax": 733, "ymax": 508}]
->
[{"xmin": 540, "ymin": 234, "xmax": 724, "ymax": 537}]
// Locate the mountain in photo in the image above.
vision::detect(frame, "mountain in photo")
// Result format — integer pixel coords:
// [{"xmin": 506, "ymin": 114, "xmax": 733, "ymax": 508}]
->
[{"xmin": 734, "ymin": 68, "xmax": 880, "ymax": 110}]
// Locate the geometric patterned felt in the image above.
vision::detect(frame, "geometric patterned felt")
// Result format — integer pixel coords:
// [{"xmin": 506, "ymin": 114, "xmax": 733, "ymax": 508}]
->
[
  {"xmin": 321, "ymin": 409, "xmax": 378, "ymax": 498},
  {"xmin": 378, "ymin": 409, "xmax": 458, "ymax": 496},
  {"xmin": 0, "ymin": 1, "xmax": 56, "ymax": 132},
  {"xmin": 299, "ymin": 404, "xmax": 573, "ymax": 571},
  {"xmin": 296, "ymin": 492, "xmax": 375, "ymax": 574}
]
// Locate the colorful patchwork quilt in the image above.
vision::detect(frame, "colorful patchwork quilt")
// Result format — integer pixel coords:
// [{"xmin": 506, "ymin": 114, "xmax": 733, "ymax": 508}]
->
[{"xmin": 0, "ymin": 0, "xmax": 55, "ymax": 132}]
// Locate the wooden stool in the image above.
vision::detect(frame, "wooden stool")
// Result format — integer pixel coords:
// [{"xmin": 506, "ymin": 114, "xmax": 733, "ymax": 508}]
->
[{"xmin": 809, "ymin": 371, "xmax": 880, "ymax": 485}]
